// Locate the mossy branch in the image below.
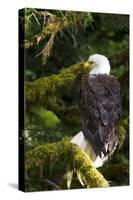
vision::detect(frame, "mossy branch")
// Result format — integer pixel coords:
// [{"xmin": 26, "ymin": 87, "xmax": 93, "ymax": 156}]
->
[
  {"xmin": 26, "ymin": 62, "xmax": 84, "ymax": 105},
  {"xmin": 22, "ymin": 10, "xmax": 91, "ymax": 49},
  {"xmin": 26, "ymin": 49, "xmax": 129, "ymax": 107},
  {"xmin": 26, "ymin": 139, "xmax": 109, "ymax": 189}
]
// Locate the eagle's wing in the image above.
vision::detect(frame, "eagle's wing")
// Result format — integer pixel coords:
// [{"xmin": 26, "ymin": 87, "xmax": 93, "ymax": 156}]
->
[{"xmin": 80, "ymin": 74, "xmax": 121, "ymax": 158}]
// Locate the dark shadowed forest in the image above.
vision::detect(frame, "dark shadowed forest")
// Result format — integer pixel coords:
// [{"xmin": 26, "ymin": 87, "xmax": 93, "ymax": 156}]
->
[{"xmin": 19, "ymin": 8, "xmax": 129, "ymax": 191}]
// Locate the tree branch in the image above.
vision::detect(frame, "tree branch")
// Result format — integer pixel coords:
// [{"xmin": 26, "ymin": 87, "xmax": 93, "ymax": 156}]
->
[
  {"xmin": 26, "ymin": 48, "xmax": 129, "ymax": 106},
  {"xmin": 26, "ymin": 140, "xmax": 109, "ymax": 189},
  {"xmin": 26, "ymin": 62, "xmax": 84, "ymax": 105}
]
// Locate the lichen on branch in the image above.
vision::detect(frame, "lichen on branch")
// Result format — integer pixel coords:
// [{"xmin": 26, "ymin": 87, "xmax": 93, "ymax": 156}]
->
[
  {"xmin": 25, "ymin": 139, "xmax": 109, "ymax": 189},
  {"xmin": 26, "ymin": 62, "xmax": 84, "ymax": 105}
]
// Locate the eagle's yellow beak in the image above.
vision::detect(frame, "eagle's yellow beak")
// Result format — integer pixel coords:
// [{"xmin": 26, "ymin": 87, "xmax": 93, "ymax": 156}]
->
[{"xmin": 83, "ymin": 61, "xmax": 94, "ymax": 73}]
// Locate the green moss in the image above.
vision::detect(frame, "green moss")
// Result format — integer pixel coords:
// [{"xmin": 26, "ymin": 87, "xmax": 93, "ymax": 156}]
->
[
  {"xmin": 26, "ymin": 62, "xmax": 92, "ymax": 106},
  {"xmin": 121, "ymin": 117, "xmax": 129, "ymax": 127},
  {"xmin": 25, "ymin": 62, "xmax": 92, "ymax": 128},
  {"xmin": 25, "ymin": 139, "xmax": 109, "ymax": 190},
  {"xmin": 26, "ymin": 64, "xmax": 77, "ymax": 104},
  {"xmin": 117, "ymin": 117, "xmax": 129, "ymax": 149},
  {"xmin": 23, "ymin": 13, "xmax": 76, "ymax": 49}
]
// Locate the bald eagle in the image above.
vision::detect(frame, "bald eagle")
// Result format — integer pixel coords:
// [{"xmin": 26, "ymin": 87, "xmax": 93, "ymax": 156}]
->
[{"xmin": 71, "ymin": 54, "xmax": 121, "ymax": 168}]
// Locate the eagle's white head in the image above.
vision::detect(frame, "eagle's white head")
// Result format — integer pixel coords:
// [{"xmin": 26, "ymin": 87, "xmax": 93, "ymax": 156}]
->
[{"xmin": 87, "ymin": 54, "xmax": 110, "ymax": 75}]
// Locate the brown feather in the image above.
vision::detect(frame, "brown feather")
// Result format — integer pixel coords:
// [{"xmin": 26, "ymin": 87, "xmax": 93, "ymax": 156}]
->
[{"xmin": 80, "ymin": 74, "xmax": 121, "ymax": 157}]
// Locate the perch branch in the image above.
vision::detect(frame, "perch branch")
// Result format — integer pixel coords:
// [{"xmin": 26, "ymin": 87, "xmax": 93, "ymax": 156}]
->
[{"xmin": 26, "ymin": 140, "xmax": 109, "ymax": 188}]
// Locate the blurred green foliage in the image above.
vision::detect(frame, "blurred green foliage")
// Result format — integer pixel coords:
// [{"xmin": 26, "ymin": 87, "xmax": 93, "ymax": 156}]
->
[
  {"xmin": 30, "ymin": 106, "xmax": 61, "ymax": 128},
  {"xmin": 19, "ymin": 8, "xmax": 129, "ymax": 191}
]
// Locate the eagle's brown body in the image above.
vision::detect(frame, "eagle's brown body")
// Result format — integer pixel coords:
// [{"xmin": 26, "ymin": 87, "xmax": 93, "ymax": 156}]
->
[{"xmin": 80, "ymin": 74, "xmax": 121, "ymax": 158}]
